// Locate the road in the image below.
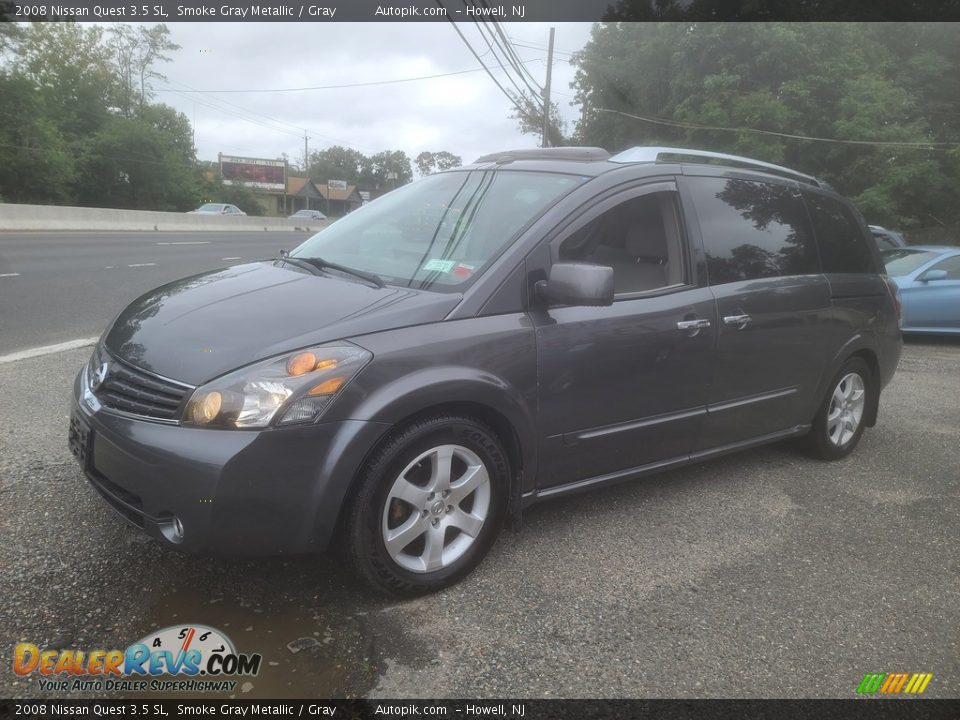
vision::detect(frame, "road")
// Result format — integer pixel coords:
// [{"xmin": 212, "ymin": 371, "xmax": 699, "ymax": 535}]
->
[
  {"xmin": 1, "ymin": 338, "xmax": 958, "ymax": 699},
  {"xmin": 0, "ymin": 231, "xmax": 313, "ymax": 355}
]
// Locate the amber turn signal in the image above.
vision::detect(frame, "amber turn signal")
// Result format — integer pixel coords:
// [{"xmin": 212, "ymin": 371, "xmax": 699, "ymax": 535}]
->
[
  {"xmin": 286, "ymin": 351, "xmax": 317, "ymax": 376},
  {"xmin": 308, "ymin": 377, "xmax": 346, "ymax": 395}
]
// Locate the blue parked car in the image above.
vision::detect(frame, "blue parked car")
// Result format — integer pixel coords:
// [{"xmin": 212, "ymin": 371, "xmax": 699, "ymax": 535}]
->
[{"xmin": 883, "ymin": 245, "xmax": 960, "ymax": 335}]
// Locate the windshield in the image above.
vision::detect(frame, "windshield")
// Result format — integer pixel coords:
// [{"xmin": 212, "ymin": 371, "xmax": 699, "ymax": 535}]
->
[
  {"xmin": 291, "ymin": 170, "xmax": 583, "ymax": 291},
  {"xmin": 882, "ymin": 249, "xmax": 941, "ymax": 276}
]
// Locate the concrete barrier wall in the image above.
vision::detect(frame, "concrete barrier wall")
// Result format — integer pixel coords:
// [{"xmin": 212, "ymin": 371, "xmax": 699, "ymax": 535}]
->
[{"xmin": 0, "ymin": 203, "xmax": 330, "ymax": 233}]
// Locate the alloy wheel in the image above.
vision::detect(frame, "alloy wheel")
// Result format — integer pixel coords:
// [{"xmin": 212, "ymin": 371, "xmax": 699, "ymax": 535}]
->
[
  {"xmin": 381, "ymin": 444, "xmax": 491, "ymax": 573},
  {"xmin": 826, "ymin": 372, "xmax": 866, "ymax": 447}
]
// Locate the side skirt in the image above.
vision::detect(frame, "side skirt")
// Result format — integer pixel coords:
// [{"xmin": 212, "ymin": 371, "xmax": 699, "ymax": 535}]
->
[{"xmin": 522, "ymin": 424, "xmax": 810, "ymax": 507}]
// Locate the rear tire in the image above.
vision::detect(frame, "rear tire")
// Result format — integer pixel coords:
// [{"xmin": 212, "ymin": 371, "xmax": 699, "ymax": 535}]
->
[
  {"xmin": 807, "ymin": 357, "xmax": 874, "ymax": 460},
  {"xmin": 343, "ymin": 415, "xmax": 509, "ymax": 597}
]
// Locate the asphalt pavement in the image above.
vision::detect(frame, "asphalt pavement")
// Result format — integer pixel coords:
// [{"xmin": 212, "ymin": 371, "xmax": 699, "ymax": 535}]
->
[
  {"xmin": 0, "ymin": 231, "xmax": 313, "ymax": 354},
  {"xmin": 1, "ymin": 337, "xmax": 957, "ymax": 699}
]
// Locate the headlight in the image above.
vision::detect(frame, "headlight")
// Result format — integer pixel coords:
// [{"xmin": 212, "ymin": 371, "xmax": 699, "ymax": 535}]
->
[{"xmin": 183, "ymin": 343, "xmax": 371, "ymax": 429}]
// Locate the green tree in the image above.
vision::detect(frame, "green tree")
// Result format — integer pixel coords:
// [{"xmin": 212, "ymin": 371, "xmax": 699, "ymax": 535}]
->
[
  {"xmin": 307, "ymin": 145, "xmax": 368, "ymax": 186},
  {"xmin": 14, "ymin": 23, "xmax": 117, "ymax": 139},
  {"xmin": 108, "ymin": 24, "xmax": 180, "ymax": 118},
  {"xmin": 364, "ymin": 150, "xmax": 413, "ymax": 188},
  {"xmin": 74, "ymin": 104, "xmax": 197, "ymax": 211},
  {"xmin": 414, "ymin": 150, "xmax": 463, "ymax": 176},
  {"xmin": 507, "ymin": 90, "xmax": 567, "ymax": 148},
  {"xmin": 0, "ymin": 22, "xmax": 202, "ymax": 210},
  {"xmin": 571, "ymin": 22, "xmax": 960, "ymax": 229},
  {"xmin": 0, "ymin": 74, "xmax": 75, "ymax": 204},
  {"xmin": 0, "ymin": 15, "xmax": 21, "ymax": 54}
]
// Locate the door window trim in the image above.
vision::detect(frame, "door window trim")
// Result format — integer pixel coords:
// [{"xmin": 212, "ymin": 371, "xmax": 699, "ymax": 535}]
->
[{"xmin": 543, "ymin": 180, "xmax": 696, "ymax": 302}]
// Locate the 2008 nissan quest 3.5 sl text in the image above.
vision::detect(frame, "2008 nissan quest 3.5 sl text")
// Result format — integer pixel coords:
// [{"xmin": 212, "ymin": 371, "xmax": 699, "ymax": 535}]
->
[{"xmin": 70, "ymin": 147, "xmax": 902, "ymax": 596}]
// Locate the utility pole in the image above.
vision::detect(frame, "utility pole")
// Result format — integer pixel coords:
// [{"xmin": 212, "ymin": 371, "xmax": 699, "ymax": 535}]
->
[
  {"xmin": 303, "ymin": 131, "xmax": 310, "ymax": 174},
  {"xmin": 541, "ymin": 26, "xmax": 555, "ymax": 149}
]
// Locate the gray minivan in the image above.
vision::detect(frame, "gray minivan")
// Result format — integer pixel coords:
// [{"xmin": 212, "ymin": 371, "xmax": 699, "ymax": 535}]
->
[{"xmin": 70, "ymin": 147, "xmax": 902, "ymax": 595}]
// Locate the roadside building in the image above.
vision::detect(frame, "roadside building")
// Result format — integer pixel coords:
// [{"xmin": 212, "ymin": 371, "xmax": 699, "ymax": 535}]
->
[
  {"xmin": 316, "ymin": 182, "xmax": 363, "ymax": 216},
  {"xmin": 286, "ymin": 177, "xmax": 326, "ymax": 216},
  {"xmin": 283, "ymin": 177, "xmax": 363, "ymax": 216},
  {"xmin": 214, "ymin": 154, "xmax": 365, "ymax": 217}
]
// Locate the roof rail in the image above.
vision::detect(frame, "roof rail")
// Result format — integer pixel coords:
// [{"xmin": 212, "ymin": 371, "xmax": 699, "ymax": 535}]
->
[
  {"xmin": 609, "ymin": 146, "xmax": 823, "ymax": 188},
  {"xmin": 475, "ymin": 147, "xmax": 611, "ymax": 164}
]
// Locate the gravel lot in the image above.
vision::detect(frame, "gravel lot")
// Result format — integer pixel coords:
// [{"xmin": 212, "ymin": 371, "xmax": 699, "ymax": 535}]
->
[{"xmin": 1, "ymin": 338, "xmax": 957, "ymax": 699}]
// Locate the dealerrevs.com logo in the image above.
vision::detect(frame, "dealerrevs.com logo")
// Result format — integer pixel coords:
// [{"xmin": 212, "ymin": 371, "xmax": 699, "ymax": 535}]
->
[
  {"xmin": 13, "ymin": 624, "xmax": 262, "ymax": 693},
  {"xmin": 856, "ymin": 672, "xmax": 933, "ymax": 695}
]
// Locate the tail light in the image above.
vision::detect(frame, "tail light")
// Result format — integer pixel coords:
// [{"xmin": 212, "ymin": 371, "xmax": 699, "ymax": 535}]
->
[{"xmin": 883, "ymin": 275, "xmax": 902, "ymax": 328}]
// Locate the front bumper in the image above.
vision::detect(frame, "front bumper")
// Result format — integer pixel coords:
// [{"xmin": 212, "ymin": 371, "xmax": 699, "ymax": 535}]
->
[{"xmin": 70, "ymin": 370, "xmax": 389, "ymax": 555}]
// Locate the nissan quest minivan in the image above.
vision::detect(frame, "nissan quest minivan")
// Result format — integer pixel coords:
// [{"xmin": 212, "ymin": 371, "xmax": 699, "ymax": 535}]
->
[{"xmin": 70, "ymin": 147, "xmax": 902, "ymax": 595}]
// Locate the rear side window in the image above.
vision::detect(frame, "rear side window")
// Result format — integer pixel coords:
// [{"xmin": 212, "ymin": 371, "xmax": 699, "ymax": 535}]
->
[
  {"xmin": 686, "ymin": 176, "xmax": 818, "ymax": 285},
  {"xmin": 805, "ymin": 192, "xmax": 874, "ymax": 273}
]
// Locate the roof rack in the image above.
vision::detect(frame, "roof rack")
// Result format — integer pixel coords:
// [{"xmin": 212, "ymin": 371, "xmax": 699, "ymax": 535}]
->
[
  {"xmin": 474, "ymin": 147, "xmax": 611, "ymax": 164},
  {"xmin": 609, "ymin": 146, "xmax": 823, "ymax": 188}
]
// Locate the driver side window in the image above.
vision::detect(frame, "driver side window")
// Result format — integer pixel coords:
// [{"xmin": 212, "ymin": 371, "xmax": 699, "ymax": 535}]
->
[{"xmin": 559, "ymin": 191, "xmax": 686, "ymax": 295}]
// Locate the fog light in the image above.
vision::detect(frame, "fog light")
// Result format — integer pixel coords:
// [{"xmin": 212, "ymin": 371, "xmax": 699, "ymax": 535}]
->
[{"xmin": 159, "ymin": 513, "xmax": 186, "ymax": 544}]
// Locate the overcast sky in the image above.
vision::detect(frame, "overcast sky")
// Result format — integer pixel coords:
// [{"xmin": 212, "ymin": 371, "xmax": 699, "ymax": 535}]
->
[{"xmin": 156, "ymin": 23, "xmax": 595, "ymax": 173}]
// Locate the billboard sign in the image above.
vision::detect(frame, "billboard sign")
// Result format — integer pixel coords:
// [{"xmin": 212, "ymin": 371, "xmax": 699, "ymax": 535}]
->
[
  {"xmin": 327, "ymin": 179, "xmax": 348, "ymax": 191},
  {"xmin": 220, "ymin": 154, "xmax": 287, "ymax": 191}
]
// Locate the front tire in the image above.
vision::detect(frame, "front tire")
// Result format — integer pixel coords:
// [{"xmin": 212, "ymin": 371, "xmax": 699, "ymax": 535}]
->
[
  {"xmin": 344, "ymin": 415, "xmax": 509, "ymax": 597},
  {"xmin": 807, "ymin": 357, "xmax": 873, "ymax": 460}
]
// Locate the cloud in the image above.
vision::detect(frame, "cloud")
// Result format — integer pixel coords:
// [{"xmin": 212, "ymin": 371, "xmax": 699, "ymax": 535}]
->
[{"xmin": 157, "ymin": 22, "xmax": 592, "ymax": 170}]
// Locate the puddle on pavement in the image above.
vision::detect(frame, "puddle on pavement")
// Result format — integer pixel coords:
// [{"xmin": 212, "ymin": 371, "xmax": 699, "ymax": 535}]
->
[{"xmin": 133, "ymin": 555, "xmax": 389, "ymax": 698}]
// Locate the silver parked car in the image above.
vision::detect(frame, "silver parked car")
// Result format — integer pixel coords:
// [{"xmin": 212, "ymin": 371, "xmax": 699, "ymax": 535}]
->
[
  {"xmin": 188, "ymin": 203, "xmax": 247, "ymax": 216},
  {"xmin": 289, "ymin": 209, "xmax": 327, "ymax": 220}
]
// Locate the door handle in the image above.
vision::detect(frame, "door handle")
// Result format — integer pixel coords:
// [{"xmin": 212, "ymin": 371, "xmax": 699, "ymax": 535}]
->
[
  {"xmin": 723, "ymin": 314, "xmax": 752, "ymax": 329},
  {"xmin": 677, "ymin": 318, "xmax": 711, "ymax": 332}
]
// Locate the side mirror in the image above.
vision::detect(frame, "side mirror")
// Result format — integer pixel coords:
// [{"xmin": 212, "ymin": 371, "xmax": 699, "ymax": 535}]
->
[
  {"xmin": 920, "ymin": 269, "xmax": 948, "ymax": 282},
  {"xmin": 536, "ymin": 263, "xmax": 614, "ymax": 307}
]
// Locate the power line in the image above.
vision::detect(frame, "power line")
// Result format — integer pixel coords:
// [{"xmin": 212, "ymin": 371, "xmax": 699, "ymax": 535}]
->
[
  {"xmin": 158, "ymin": 82, "xmax": 304, "ymax": 141},
  {"xmin": 596, "ymin": 107, "xmax": 960, "ymax": 149},
  {"xmin": 154, "ymin": 56, "xmax": 543, "ymax": 94},
  {"xmin": 159, "ymin": 78, "xmax": 372, "ymax": 153},
  {"xmin": 476, "ymin": 7, "xmax": 542, "ymax": 97},
  {"xmin": 436, "ymin": 0, "xmax": 535, "ymax": 123},
  {"xmin": 470, "ymin": 17, "xmax": 539, "ymax": 101},
  {"xmin": 474, "ymin": 20, "xmax": 536, "ymax": 97},
  {"xmin": 506, "ymin": 35, "xmax": 577, "ymax": 57}
]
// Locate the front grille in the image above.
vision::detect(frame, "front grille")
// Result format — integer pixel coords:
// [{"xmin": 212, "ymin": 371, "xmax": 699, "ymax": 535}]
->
[{"xmin": 92, "ymin": 348, "xmax": 192, "ymax": 421}]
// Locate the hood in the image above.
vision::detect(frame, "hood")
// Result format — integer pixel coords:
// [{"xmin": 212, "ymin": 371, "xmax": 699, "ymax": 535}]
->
[{"xmin": 104, "ymin": 261, "xmax": 461, "ymax": 385}]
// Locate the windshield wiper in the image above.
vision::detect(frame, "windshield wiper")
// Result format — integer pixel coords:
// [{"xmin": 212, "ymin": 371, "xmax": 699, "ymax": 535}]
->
[
  {"xmin": 277, "ymin": 253, "xmax": 324, "ymax": 276},
  {"xmin": 278, "ymin": 251, "xmax": 385, "ymax": 288}
]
